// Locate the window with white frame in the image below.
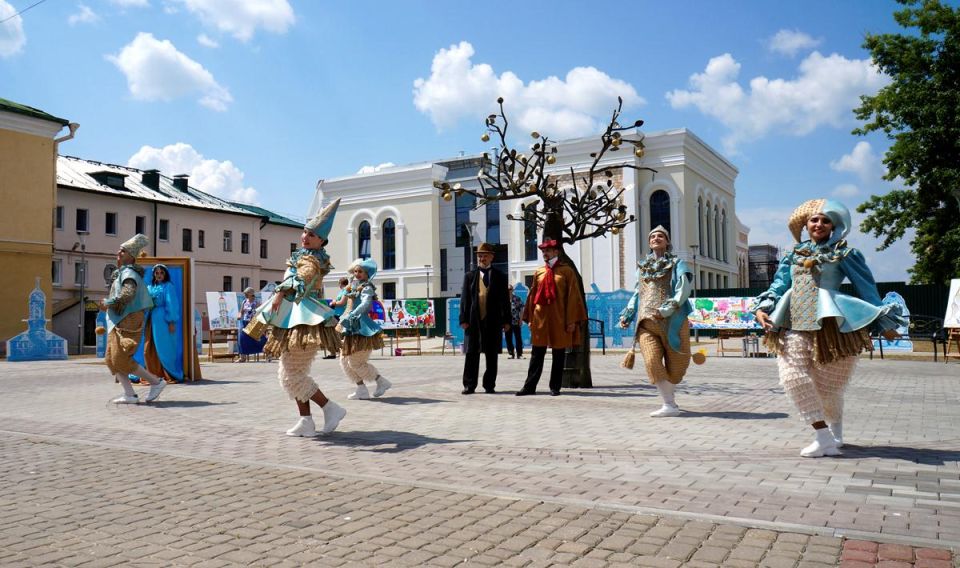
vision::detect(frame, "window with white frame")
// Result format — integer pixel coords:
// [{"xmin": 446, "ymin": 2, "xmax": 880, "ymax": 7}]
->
[{"xmin": 52, "ymin": 259, "xmax": 62, "ymax": 286}]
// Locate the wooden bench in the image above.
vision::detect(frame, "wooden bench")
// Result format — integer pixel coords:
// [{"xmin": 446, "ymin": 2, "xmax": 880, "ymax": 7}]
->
[{"xmin": 871, "ymin": 314, "xmax": 948, "ymax": 362}]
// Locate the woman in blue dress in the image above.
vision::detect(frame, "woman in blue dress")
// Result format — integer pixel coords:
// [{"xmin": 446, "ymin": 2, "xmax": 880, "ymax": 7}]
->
[
  {"xmin": 754, "ymin": 199, "xmax": 902, "ymax": 457},
  {"xmin": 143, "ymin": 264, "xmax": 183, "ymax": 383}
]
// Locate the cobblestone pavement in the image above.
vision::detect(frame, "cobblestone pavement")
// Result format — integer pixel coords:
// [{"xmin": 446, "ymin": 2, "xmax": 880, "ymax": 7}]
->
[{"xmin": 0, "ymin": 354, "xmax": 958, "ymax": 566}]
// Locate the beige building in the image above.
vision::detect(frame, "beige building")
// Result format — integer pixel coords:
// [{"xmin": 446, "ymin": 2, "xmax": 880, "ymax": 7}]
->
[
  {"xmin": 52, "ymin": 156, "xmax": 302, "ymax": 351},
  {"xmin": 0, "ymin": 98, "xmax": 76, "ymax": 357},
  {"xmin": 318, "ymin": 128, "xmax": 748, "ymax": 300}
]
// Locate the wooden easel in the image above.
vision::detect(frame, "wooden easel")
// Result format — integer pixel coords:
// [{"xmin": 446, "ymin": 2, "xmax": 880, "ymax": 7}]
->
[
  {"xmin": 946, "ymin": 328, "xmax": 960, "ymax": 362},
  {"xmin": 207, "ymin": 328, "xmax": 238, "ymax": 362}
]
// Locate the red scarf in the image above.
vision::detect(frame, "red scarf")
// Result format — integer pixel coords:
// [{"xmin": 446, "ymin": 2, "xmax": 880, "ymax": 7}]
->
[{"xmin": 533, "ymin": 261, "xmax": 558, "ymax": 306}]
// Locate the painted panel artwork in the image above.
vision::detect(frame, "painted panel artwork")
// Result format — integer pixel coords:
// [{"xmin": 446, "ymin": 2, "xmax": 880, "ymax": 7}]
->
[
  {"xmin": 689, "ymin": 297, "xmax": 762, "ymax": 330},
  {"xmin": 206, "ymin": 291, "xmax": 241, "ymax": 330},
  {"xmin": 382, "ymin": 299, "xmax": 436, "ymax": 329}
]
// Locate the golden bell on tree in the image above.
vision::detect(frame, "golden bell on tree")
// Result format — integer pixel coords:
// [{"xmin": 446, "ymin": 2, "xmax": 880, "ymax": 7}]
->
[
  {"xmin": 481, "ymin": 133, "xmax": 490, "ymax": 142},
  {"xmin": 546, "ymin": 155, "xmax": 556, "ymax": 165},
  {"xmin": 634, "ymin": 147, "xmax": 645, "ymax": 158},
  {"xmin": 442, "ymin": 191, "xmax": 452, "ymax": 202},
  {"xmin": 530, "ymin": 131, "xmax": 540, "ymax": 139}
]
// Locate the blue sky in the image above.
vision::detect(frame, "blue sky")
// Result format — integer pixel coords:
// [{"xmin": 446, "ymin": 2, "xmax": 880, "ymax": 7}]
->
[{"xmin": 0, "ymin": 0, "xmax": 926, "ymax": 280}]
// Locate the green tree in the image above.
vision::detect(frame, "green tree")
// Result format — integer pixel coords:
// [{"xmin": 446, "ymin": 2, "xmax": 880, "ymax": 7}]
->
[{"xmin": 854, "ymin": 0, "xmax": 960, "ymax": 283}]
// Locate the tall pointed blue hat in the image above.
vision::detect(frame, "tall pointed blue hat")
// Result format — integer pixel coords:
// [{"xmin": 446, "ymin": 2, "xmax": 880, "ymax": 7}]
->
[{"xmin": 305, "ymin": 197, "xmax": 341, "ymax": 240}]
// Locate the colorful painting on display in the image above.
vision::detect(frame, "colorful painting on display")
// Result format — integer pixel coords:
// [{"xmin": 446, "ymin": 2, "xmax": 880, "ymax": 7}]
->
[
  {"xmin": 381, "ymin": 299, "xmax": 435, "ymax": 329},
  {"xmin": 206, "ymin": 291, "xmax": 241, "ymax": 330},
  {"xmin": 946, "ymin": 279, "xmax": 960, "ymax": 329},
  {"xmin": 688, "ymin": 297, "xmax": 762, "ymax": 330}
]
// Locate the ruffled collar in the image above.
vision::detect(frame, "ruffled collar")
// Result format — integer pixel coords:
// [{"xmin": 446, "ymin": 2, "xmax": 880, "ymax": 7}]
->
[
  {"xmin": 791, "ymin": 239, "xmax": 850, "ymax": 268},
  {"xmin": 637, "ymin": 253, "xmax": 675, "ymax": 282},
  {"xmin": 289, "ymin": 247, "xmax": 330, "ymax": 267}
]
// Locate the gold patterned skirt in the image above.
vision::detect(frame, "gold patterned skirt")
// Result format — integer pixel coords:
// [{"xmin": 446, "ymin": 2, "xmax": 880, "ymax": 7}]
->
[
  {"xmin": 264, "ymin": 323, "xmax": 341, "ymax": 359},
  {"xmin": 341, "ymin": 332, "xmax": 384, "ymax": 356},
  {"xmin": 764, "ymin": 317, "xmax": 872, "ymax": 365}
]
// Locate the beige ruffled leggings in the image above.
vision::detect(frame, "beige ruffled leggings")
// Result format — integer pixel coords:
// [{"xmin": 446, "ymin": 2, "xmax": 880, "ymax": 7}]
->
[
  {"xmin": 778, "ymin": 330, "xmax": 857, "ymax": 424},
  {"xmin": 278, "ymin": 346, "xmax": 320, "ymax": 403},
  {"xmin": 340, "ymin": 350, "xmax": 379, "ymax": 384}
]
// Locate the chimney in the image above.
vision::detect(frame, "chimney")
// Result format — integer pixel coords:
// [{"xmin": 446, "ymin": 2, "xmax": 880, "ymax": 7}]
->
[
  {"xmin": 173, "ymin": 174, "xmax": 189, "ymax": 193},
  {"xmin": 141, "ymin": 169, "xmax": 160, "ymax": 190}
]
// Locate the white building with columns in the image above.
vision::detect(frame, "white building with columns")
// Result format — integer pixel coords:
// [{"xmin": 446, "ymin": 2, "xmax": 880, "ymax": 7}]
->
[{"xmin": 318, "ymin": 128, "xmax": 747, "ymax": 300}]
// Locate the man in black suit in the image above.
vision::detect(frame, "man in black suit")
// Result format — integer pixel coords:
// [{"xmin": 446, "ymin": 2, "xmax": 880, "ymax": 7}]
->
[{"xmin": 460, "ymin": 242, "xmax": 511, "ymax": 394}]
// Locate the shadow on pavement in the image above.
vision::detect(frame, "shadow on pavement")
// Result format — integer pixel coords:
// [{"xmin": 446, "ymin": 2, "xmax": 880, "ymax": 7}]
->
[
  {"xmin": 680, "ymin": 382, "xmax": 782, "ymax": 396},
  {"xmin": 184, "ymin": 380, "xmax": 259, "ymax": 385},
  {"xmin": 554, "ymin": 390, "xmax": 659, "ymax": 398},
  {"xmin": 369, "ymin": 397, "xmax": 447, "ymax": 405},
  {"xmin": 147, "ymin": 400, "xmax": 239, "ymax": 408},
  {"xmin": 841, "ymin": 445, "xmax": 960, "ymax": 466},
  {"xmin": 679, "ymin": 410, "xmax": 789, "ymax": 420},
  {"xmin": 317, "ymin": 430, "xmax": 473, "ymax": 453}
]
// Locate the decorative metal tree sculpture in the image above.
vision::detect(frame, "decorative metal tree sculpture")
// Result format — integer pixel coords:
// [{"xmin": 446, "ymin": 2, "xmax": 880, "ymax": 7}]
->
[{"xmin": 437, "ymin": 96, "xmax": 655, "ymax": 387}]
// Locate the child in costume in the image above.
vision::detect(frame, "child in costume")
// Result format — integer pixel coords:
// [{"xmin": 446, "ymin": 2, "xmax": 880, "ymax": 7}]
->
[
  {"xmin": 618, "ymin": 226, "xmax": 695, "ymax": 417},
  {"xmin": 249, "ymin": 198, "xmax": 346, "ymax": 437},
  {"xmin": 755, "ymin": 199, "xmax": 902, "ymax": 457},
  {"xmin": 338, "ymin": 258, "xmax": 391, "ymax": 400},
  {"xmin": 100, "ymin": 234, "xmax": 166, "ymax": 404}
]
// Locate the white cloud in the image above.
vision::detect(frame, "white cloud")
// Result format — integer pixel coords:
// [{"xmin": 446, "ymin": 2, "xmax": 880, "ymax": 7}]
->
[
  {"xmin": 413, "ymin": 41, "xmax": 644, "ymax": 140},
  {"xmin": 107, "ymin": 33, "xmax": 232, "ymax": 111},
  {"xmin": 831, "ymin": 183, "xmax": 860, "ymax": 198},
  {"xmin": 830, "ymin": 141, "xmax": 883, "ymax": 183},
  {"xmin": 197, "ymin": 33, "xmax": 219, "ymax": 48},
  {"xmin": 128, "ymin": 142, "xmax": 259, "ymax": 203},
  {"xmin": 667, "ymin": 52, "xmax": 888, "ymax": 153},
  {"xmin": 168, "ymin": 0, "xmax": 295, "ymax": 42},
  {"xmin": 0, "ymin": 0, "xmax": 26, "ymax": 58},
  {"xmin": 68, "ymin": 4, "xmax": 100, "ymax": 26},
  {"xmin": 768, "ymin": 29, "xmax": 821, "ymax": 57},
  {"xmin": 110, "ymin": 0, "xmax": 150, "ymax": 6},
  {"xmin": 356, "ymin": 163, "xmax": 396, "ymax": 175},
  {"xmin": 739, "ymin": 205, "xmax": 912, "ymax": 281}
]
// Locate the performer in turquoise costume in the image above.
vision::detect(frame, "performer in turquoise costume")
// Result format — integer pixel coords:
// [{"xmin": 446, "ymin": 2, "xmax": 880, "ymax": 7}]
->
[
  {"xmin": 337, "ymin": 258, "xmax": 391, "ymax": 400},
  {"xmin": 618, "ymin": 226, "xmax": 696, "ymax": 417},
  {"xmin": 99, "ymin": 234, "xmax": 166, "ymax": 404},
  {"xmin": 247, "ymin": 198, "xmax": 346, "ymax": 437},
  {"xmin": 755, "ymin": 199, "xmax": 903, "ymax": 457},
  {"xmin": 141, "ymin": 264, "xmax": 183, "ymax": 383}
]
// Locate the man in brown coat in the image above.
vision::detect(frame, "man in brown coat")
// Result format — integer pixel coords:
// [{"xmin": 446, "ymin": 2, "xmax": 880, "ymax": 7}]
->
[{"xmin": 516, "ymin": 238, "xmax": 587, "ymax": 396}]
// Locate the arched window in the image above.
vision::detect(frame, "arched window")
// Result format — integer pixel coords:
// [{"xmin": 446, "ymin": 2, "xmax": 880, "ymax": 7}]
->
[
  {"xmin": 523, "ymin": 202, "xmax": 538, "ymax": 261},
  {"xmin": 382, "ymin": 218, "xmax": 395, "ymax": 270},
  {"xmin": 721, "ymin": 210, "xmax": 728, "ymax": 262},
  {"xmin": 713, "ymin": 206, "xmax": 720, "ymax": 261},
  {"xmin": 649, "ymin": 190, "xmax": 671, "ymax": 248},
  {"xmin": 358, "ymin": 221, "xmax": 371, "ymax": 259},
  {"xmin": 697, "ymin": 197, "xmax": 704, "ymax": 252},
  {"xmin": 705, "ymin": 201, "xmax": 714, "ymax": 258}
]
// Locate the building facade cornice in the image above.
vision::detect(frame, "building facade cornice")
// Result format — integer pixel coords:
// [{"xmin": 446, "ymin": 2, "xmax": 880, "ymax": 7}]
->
[{"xmin": 0, "ymin": 111, "xmax": 66, "ymax": 138}]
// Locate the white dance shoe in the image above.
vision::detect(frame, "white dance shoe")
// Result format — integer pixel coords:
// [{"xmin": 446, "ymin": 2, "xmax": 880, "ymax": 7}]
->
[
  {"xmin": 800, "ymin": 428, "xmax": 842, "ymax": 457},
  {"xmin": 112, "ymin": 394, "xmax": 139, "ymax": 404},
  {"xmin": 347, "ymin": 383, "xmax": 370, "ymax": 400},
  {"xmin": 285, "ymin": 416, "xmax": 316, "ymax": 437},
  {"xmin": 373, "ymin": 376, "xmax": 392, "ymax": 398},
  {"xmin": 320, "ymin": 401, "xmax": 346, "ymax": 434},
  {"xmin": 650, "ymin": 404, "xmax": 680, "ymax": 418},
  {"xmin": 145, "ymin": 381, "xmax": 166, "ymax": 403},
  {"xmin": 829, "ymin": 422, "xmax": 843, "ymax": 448}
]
